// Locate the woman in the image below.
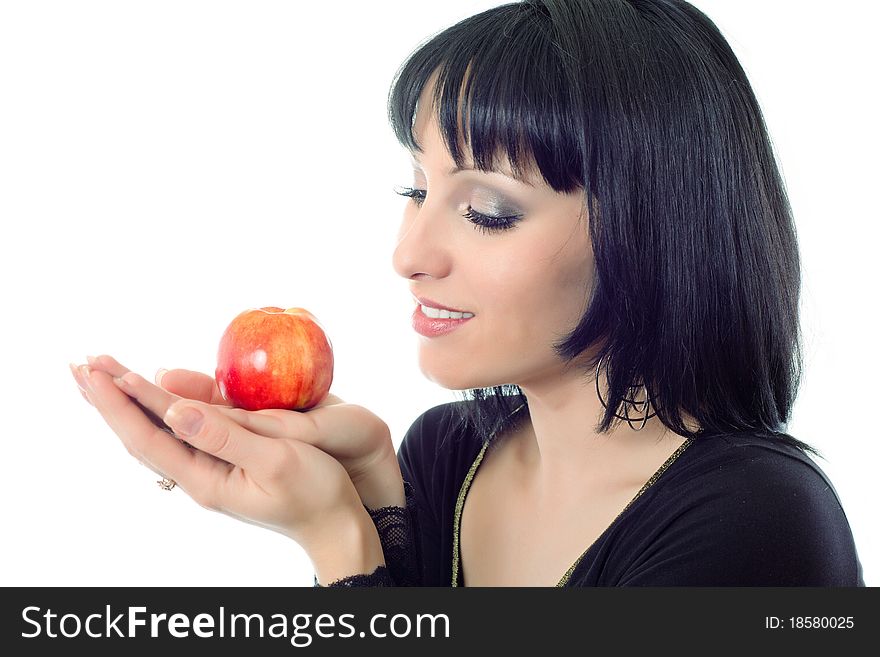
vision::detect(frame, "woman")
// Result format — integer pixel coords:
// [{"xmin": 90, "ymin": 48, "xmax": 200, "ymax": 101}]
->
[{"xmin": 70, "ymin": 0, "xmax": 864, "ymax": 586}]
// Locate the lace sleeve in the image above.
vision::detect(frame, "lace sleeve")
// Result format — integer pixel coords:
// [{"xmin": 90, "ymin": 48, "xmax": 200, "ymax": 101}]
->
[
  {"xmin": 365, "ymin": 479, "xmax": 421, "ymax": 586},
  {"xmin": 313, "ymin": 479, "xmax": 421, "ymax": 587},
  {"xmin": 313, "ymin": 565, "xmax": 396, "ymax": 587}
]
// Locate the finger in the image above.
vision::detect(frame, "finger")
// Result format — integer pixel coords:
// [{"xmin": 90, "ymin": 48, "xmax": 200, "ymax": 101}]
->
[
  {"xmin": 83, "ymin": 356, "xmax": 165, "ymax": 427},
  {"xmin": 83, "ymin": 366, "xmax": 194, "ymax": 472},
  {"xmin": 214, "ymin": 406, "xmax": 316, "ymax": 442},
  {"xmin": 69, "ymin": 363, "xmax": 94, "ymax": 406},
  {"xmin": 113, "ymin": 371, "xmax": 183, "ymax": 432},
  {"xmin": 303, "ymin": 403, "xmax": 392, "ymax": 468},
  {"xmin": 315, "ymin": 393, "xmax": 346, "ymax": 407},
  {"xmin": 214, "ymin": 402, "xmax": 388, "ymax": 463},
  {"xmin": 158, "ymin": 368, "xmax": 226, "ymax": 405},
  {"xmin": 163, "ymin": 399, "xmax": 283, "ymax": 475},
  {"xmin": 84, "ymin": 354, "xmax": 131, "ymax": 378},
  {"xmin": 84, "ymin": 366, "xmax": 231, "ymax": 493}
]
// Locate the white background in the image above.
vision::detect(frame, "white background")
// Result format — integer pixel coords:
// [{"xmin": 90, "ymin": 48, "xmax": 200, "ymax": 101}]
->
[{"xmin": 0, "ymin": 1, "xmax": 876, "ymax": 586}]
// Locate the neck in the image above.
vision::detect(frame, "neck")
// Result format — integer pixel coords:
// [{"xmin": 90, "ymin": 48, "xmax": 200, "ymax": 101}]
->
[{"xmin": 510, "ymin": 366, "xmax": 690, "ymax": 497}]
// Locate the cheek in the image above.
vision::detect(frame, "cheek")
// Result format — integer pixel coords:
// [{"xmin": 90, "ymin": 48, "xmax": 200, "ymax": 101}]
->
[
  {"xmin": 506, "ymin": 245, "xmax": 594, "ymax": 344},
  {"xmin": 551, "ymin": 227, "xmax": 594, "ymax": 320},
  {"xmin": 554, "ymin": 254, "xmax": 593, "ymax": 323}
]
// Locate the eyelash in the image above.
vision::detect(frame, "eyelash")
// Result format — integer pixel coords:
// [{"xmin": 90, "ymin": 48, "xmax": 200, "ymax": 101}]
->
[{"xmin": 393, "ymin": 186, "xmax": 521, "ymax": 234}]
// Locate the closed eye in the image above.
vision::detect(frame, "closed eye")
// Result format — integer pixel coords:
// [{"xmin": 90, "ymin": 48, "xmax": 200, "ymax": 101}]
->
[{"xmin": 393, "ymin": 185, "xmax": 522, "ymax": 234}]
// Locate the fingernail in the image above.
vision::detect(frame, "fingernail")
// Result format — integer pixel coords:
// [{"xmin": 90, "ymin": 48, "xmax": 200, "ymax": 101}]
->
[
  {"xmin": 79, "ymin": 364, "xmax": 94, "ymax": 391},
  {"xmin": 165, "ymin": 405, "xmax": 203, "ymax": 437},
  {"xmin": 69, "ymin": 362, "xmax": 84, "ymax": 387},
  {"xmin": 113, "ymin": 376, "xmax": 130, "ymax": 392},
  {"xmin": 70, "ymin": 363, "xmax": 91, "ymax": 392},
  {"xmin": 70, "ymin": 363, "xmax": 91, "ymax": 398},
  {"xmin": 155, "ymin": 368, "xmax": 168, "ymax": 387},
  {"xmin": 86, "ymin": 355, "xmax": 97, "ymax": 366}
]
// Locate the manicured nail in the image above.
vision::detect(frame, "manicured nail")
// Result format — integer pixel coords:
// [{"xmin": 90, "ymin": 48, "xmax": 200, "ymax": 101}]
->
[
  {"xmin": 69, "ymin": 363, "xmax": 92, "ymax": 404},
  {"xmin": 155, "ymin": 368, "xmax": 168, "ymax": 387},
  {"xmin": 113, "ymin": 376, "xmax": 130, "ymax": 392},
  {"xmin": 86, "ymin": 355, "xmax": 97, "ymax": 365},
  {"xmin": 79, "ymin": 364, "xmax": 94, "ymax": 391},
  {"xmin": 165, "ymin": 405, "xmax": 204, "ymax": 437}
]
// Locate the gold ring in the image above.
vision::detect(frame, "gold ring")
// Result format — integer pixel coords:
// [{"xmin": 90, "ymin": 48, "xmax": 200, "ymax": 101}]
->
[{"xmin": 157, "ymin": 477, "xmax": 177, "ymax": 491}]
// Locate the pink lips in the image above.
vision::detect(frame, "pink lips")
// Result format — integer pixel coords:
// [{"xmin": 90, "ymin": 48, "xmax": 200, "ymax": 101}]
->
[
  {"xmin": 412, "ymin": 295, "xmax": 471, "ymax": 314},
  {"xmin": 411, "ymin": 302, "xmax": 474, "ymax": 337}
]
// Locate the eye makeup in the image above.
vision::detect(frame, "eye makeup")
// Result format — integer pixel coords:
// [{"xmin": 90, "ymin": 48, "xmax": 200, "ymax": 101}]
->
[{"xmin": 393, "ymin": 185, "xmax": 524, "ymax": 234}]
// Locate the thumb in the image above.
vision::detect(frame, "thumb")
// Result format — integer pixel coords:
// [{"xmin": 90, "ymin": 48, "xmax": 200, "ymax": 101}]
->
[
  {"xmin": 157, "ymin": 368, "xmax": 226, "ymax": 405},
  {"xmin": 163, "ymin": 400, "xmax": 275, "ymax": 472}
]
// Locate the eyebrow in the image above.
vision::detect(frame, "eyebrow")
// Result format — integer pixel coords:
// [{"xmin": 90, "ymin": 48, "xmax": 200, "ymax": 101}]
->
[{"xmin": 410, "ymin": 154, "xmax": 535, "ymax": 188}]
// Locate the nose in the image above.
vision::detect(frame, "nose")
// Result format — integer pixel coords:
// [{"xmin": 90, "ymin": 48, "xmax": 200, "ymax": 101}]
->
[{"xmin": 391, "ymin": 198, "xmax": 453, "ymax": 282}]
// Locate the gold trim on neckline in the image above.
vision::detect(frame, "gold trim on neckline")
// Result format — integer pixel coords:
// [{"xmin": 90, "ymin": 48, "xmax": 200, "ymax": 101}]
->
[
  {"xmin": 451, "ymin": 439, "xmax": 491, "ymax": 588},
  {"xmin": 451, "ymin": 435, "xmax": 693, "ymax": 587}
]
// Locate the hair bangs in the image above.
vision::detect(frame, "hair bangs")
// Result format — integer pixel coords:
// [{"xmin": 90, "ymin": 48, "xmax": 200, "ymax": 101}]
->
[{"xmin": 387, "ymin": 2, "xmax": 584, "ymax": 194}]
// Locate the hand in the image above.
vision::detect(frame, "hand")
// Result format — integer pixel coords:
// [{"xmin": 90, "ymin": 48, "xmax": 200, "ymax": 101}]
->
[
  {"xmin": 80, "ymin": 355, "xmax": 404, "ymax": 510},
  {"xmin": 69, "ymin": 355, "xmax": 369, "ymax": 552}
]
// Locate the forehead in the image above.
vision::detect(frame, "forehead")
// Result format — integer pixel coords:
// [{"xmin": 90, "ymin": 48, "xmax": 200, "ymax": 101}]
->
[
  {"xmin": 410, "ymin": 71, "xmax": 541, "ymax": 185},
  {"xmin": 410, "ymin": 70, "xmax": 460, "ymax": 152}
]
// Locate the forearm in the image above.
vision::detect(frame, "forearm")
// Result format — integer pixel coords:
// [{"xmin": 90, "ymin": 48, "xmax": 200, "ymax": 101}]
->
[{"xmin": 306, "ymin": 508, "xmax": 386, "ymax": 586}]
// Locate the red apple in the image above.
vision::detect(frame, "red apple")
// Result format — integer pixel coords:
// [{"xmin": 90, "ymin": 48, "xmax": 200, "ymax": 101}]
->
[{"xmin": 215, "ymin": 306, "xmax": 334, "ymax": 411}]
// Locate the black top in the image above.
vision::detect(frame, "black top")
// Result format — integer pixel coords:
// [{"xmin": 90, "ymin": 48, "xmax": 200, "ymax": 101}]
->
[{"xmin": 317, "ymin": 401, "xmax": 864, "ymax": 587}]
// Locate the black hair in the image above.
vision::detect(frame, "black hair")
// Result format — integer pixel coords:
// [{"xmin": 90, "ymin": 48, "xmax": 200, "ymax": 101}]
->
[{"xmin": 387, "ymin": 0, "xmax": 819, "ymax": 457}]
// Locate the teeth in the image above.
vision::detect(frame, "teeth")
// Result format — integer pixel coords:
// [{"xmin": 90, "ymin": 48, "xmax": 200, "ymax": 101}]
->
[{"xmin": 421, "ymin": 304, "xmax": 474, "ymax": 320}]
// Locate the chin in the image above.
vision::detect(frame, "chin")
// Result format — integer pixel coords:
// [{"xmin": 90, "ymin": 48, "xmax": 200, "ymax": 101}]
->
[
  {"xmin": 419, "ymin": 361, "xmax": 510, "ymax": 392},
  {"xmin": 423, "ymin": 371, "xmax": 477, "ymax": 391}
]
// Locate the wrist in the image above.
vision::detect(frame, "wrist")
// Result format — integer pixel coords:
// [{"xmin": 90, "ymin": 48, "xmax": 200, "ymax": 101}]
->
[
  {"xmin": 354, "ymin": 450, "xmax": 406, "ymax": 510},
  {"xmin": 306, "ymin": 508, "xmax": 385, "ymax": 586}
]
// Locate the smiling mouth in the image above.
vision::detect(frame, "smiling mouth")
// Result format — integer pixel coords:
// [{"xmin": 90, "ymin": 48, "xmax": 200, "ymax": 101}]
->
[{"xmin": 418, "ymin": 303, "xmax": 475, "ymax": 319}]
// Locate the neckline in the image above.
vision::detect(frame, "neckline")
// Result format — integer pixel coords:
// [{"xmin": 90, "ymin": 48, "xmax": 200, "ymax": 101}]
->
[{"xmin": 451, "ymin": 431, "xmax": 693, "ymax": 587}]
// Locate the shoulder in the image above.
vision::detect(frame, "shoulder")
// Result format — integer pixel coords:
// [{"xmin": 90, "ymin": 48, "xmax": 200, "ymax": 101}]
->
[
  {"xmin": 660, "ymin": 431, "xmax": 842, "ymax": 504},
  {"xmin": 616, "ymin": 431, "xmax": 864, "ymax": 585},
  {"xmin": 398, "ymin": 401, "xmax": 476, "ymax": 461},
  {"xmin": 397, "ymin": 400, "xmax": 483, "ymax": 483},
  {"xmin": 395, "ymin": 401, "xmax": 485, "ymax": 529},
  {"xmin": 656, "ymin": 431, "xmax": 852, "ymax": 533}
]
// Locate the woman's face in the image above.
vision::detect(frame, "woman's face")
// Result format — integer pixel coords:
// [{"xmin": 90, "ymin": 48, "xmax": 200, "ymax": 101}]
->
[{"xmin": 392, "ymin": 91, "xmax": 594, "ymax": 392}]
